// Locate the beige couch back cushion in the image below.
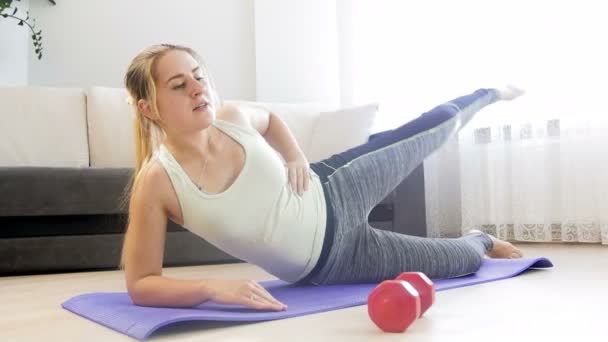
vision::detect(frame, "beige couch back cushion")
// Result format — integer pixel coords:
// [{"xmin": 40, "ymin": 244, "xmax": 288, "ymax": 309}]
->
[
  {"xmin": 231, "ymin": 101, "xmax": 378, "ymax": 162},
  {"xmin": 307, "ymin": 103, "xmax": 378, "ymax": 162},
  {"xmin": 86, "ymin": 88, "xmax": 332, "ymax": 167},
  {"xmin": 226, "ymin": 100, "xmax": 329, "ymax": 159},
  {"xmin": 0, "ymin": 87, "xmax": 89, "ymax": 167},
  {"xmin": 86, "ymin": 87, "xmax": 136, "ymax": 168},
  {"xmin": 85, "ymin": 87, "xmax": 377, "ymax": 167}
]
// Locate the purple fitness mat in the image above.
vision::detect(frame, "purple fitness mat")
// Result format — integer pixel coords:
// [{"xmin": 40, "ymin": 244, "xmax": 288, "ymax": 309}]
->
[{"xmin": 62, "ymin": 257, "xmax": 552, "ymax": 340}]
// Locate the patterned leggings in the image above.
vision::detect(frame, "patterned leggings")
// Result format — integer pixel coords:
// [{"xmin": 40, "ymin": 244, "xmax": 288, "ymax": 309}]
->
[{"xmin": 302, "ymin": 89, "xmax": 499, "ymax": 285}]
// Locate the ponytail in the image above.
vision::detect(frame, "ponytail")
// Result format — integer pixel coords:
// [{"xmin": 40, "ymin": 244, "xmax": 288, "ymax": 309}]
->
[{"xmin": 133, "ymin": 110, "xmax": 154, "ymax": 178}]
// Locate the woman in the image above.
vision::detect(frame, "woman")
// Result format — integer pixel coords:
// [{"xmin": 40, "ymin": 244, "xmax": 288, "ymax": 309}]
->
[{"xmin": 121, "ymin": 44, "xmax": 524, "ymax": 312}]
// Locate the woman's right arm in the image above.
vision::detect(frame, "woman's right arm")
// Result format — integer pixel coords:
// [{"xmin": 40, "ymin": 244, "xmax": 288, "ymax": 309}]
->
[{"xmin": 122, "ymin": 162, "xmax": 287, "ymax": 310}]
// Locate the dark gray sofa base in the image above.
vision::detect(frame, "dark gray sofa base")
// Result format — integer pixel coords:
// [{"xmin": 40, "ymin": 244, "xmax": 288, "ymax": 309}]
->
[
  {"xmin": 0, "ymin": 231, "xmax": 238, "ymax": 276},
  {"xmin": 0, "ymin": 214, "xmax": 242, "ymax": 275}
]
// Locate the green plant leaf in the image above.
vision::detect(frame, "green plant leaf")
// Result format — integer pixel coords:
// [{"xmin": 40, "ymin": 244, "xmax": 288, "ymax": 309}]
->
[
  {"xmin": 0, "ymin": 0, "xmax": 46, "ymax": 61},
  {"xmin": 0, "ymin": 0, "xmax": 11, "ymax": 9}
]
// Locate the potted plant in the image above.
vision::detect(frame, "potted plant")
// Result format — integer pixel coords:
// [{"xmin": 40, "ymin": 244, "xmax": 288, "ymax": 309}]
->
[{"xmin": 0, "ymin": 0, "xmax": 55, "ymax": 59}]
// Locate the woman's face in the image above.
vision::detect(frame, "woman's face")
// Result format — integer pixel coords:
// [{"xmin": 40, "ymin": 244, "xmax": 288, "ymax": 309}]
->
[{"xmin": 152, "ymin": 49, "xmax": 216, "ymax": 133}]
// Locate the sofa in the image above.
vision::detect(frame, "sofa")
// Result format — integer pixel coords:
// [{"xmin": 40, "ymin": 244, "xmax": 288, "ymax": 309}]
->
[{"xmin": 0, "ymin": 86, "xmax": 427, "ymax": 275}]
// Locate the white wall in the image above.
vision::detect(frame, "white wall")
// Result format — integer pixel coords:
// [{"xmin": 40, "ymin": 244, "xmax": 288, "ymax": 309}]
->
[
  {"xmin": 0, "ymin": 0, "xmax": 29, "ymax": 86},
  {"xmin": 254, "ymin": 0, "xmax": 340, "ymax": 106},
  {"xmin": 3, "ymin": 0, "xmax": 343, "ymax": 105},
  {"xmin": 27, "ymin": 0, "xmax": 256, "ymax": 100}
]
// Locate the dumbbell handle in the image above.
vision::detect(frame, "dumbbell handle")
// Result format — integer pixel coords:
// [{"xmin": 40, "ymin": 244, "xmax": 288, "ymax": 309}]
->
[{"xmin": 395, "ymin": 272, "xmax": 435, "ymax": 317}]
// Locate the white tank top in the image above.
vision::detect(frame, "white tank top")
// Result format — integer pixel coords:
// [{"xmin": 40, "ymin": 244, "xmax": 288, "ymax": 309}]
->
[{"xmin": 155, "ymin": 119, "xmax": 327, "ymax": 282}]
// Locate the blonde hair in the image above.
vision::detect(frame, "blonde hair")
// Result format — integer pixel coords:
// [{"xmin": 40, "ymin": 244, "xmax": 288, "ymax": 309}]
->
[{"xmin": 119, "ymin": 43, "xmax": 220, "ymax": 269}]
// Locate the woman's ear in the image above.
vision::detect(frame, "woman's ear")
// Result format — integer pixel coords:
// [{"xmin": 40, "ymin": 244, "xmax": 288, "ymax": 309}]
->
[{"xmin": 137, "ymin": 99, "xmax": 154, "ymax": 121}]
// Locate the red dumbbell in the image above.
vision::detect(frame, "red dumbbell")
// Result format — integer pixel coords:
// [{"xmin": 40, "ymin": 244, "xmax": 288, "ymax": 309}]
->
[{"xmin": 367, "ymin": 272, "xmax": 435, "ymax": 333}]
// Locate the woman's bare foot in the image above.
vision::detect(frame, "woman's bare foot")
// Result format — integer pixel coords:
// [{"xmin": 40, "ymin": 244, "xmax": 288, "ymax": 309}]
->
[
  {"xmin": 497, "ymin": 84, "xmax": 526, "ymax": 101},
  {"xmin": 466, "ymin": 229, "xmax": 523, "ymax": 259}
]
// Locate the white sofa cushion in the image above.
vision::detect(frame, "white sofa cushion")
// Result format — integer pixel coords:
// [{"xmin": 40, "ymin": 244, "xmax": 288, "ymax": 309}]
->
[
  {"xmin": 86, "ymin": 87, "xmax": 136, "ymax": 168},
  {"xmin": 226, "ymin": 100, "xmax": 330, "ymax": 158},
  {"xmin": 86, "ymin": 89, "xmax": 330, "ymax": 168},
  {"xmin": 307, "ymin": 103, "xmax": 379, "ymax": 162},
  {"xmin": 227, "ymin": 101, "xmax": 378, "ymax": 162},
  {"xmin": 0, "ymin": 86, "xmax": 89, "ymax": 167},
  {"xmin": 85, "ymin": 87, "xmax": 377, "ymax": 168}
]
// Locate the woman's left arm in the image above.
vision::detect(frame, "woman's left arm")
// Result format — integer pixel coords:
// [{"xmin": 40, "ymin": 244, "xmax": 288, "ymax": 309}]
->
[
  {"xmin": 222, "ymin": 104, "xmax": 310, "ymax": 196},
  {"xmin": 261, "ymin": 112, "xmax": 310, "ymax": 196}
]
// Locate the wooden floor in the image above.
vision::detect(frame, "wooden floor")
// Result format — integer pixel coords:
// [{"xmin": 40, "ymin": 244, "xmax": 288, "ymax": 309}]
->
[{"xmin": 1, "ymin": 243, "xmax": 606, "ymax": 341}]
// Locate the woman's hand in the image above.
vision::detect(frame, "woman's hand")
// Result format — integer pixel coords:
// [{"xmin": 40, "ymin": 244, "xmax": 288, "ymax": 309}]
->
[
  {"xmin": 203, "ymin": 279, "xmax": 287, "ymax": 311},
  {"xmin": 285, "ymin": 156, "xmax": 310, "ymax": 196}
]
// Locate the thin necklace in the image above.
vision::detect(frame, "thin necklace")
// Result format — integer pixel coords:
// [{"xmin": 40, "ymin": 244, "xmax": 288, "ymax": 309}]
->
[{"xmin": 195, "ymin": 127, "xmax": 222, "ymax": 192}]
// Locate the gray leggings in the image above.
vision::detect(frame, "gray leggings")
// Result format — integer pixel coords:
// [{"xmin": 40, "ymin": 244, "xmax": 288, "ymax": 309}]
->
[{"xmin": 304, "ymin": 89, "xmax": 498, "ymax": 285}]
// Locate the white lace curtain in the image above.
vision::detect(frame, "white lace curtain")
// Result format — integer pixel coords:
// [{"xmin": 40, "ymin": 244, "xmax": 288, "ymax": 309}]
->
[
  {"xmin": 425, "ymin": 111, "xmax": 608, "ymax": 245},
  {"xmin": 341, "ymin": 0, "xmax": 608, "ymax": 244}
]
